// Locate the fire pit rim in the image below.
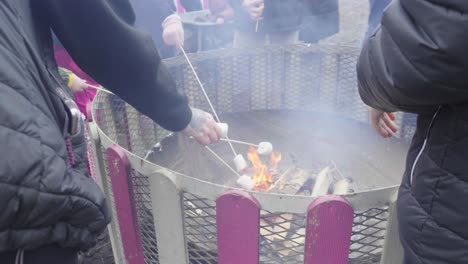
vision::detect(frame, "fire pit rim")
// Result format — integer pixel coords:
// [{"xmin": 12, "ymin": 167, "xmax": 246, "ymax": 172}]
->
[{"xmin": 94, "ymin": 120, "xmax": 398, "ymax": 213}]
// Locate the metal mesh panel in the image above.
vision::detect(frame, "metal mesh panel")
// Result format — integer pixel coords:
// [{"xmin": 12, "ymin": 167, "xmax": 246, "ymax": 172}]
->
[
  {"xmin": 183, "ymin": 193, "xmax": 218, "ymax": 264},
  {"xmin": 260, "ymin": 211, "xmax": 306, "ymax": 264},
  {"xmin": 349, "ymin": 207, "xmax": 389, "ymax": 262},
  {"xmin": 130, "ymin": 169, "xmax": 159, "ymax": 264}
]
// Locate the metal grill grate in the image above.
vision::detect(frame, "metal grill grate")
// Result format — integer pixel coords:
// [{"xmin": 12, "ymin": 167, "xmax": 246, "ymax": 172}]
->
[
  {"xmin": 130, "ymin": 169, "xmax": 160, "ymax": 264},
  {"xmin": 349, "ymin": 207, "xmax": 389, "ymax": 263},
  {"xmin": 260, "ymin": 211, "xmax": 306, "ymax": 264},
  {"xmin": 183, "ymin": 193, "xmax": 218, "ymax": 264}
]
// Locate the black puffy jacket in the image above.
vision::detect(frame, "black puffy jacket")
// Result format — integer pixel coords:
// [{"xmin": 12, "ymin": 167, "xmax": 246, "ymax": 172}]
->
[
  {"xmin": 0, "ymin": 0, "xmax": 191, "ymax": 251},
  {"xmin": 357, "ymin": 0, "xmax": 468, "ymax": 263}
]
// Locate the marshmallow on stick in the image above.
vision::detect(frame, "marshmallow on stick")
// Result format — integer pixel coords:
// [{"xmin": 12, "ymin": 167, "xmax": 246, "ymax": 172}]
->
[
  {"xmin": 233, "ymin": 154, "xmax": 248, "ymax": 172},
  {"xmin": 217, "ymin": 123, "xmax": 229, "ymax": 138},
  {"xmin": 257, "ymin": 142, "xmax": 273, "ymax": 155},
  {"xmin": 237, "ymin": 175, "xmax": 255, "ymax": 190},
  {"xmin": 311, "ymin": 167, "xmax": 333, "ymax": 197}
]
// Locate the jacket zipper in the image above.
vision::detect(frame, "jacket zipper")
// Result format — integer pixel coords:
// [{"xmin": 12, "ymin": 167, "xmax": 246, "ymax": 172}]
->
[{"xmin": 410, "ymin": 106, "xmax": 442, "ymax": 185}]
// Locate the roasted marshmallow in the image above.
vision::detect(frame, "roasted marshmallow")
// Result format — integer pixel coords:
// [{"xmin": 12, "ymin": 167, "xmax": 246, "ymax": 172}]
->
[
  {"xmin": 233, "ymin": 154, "xmax": 248, "ymax": 172},
  {"xmin": 257, "ymin": 142, "xmax": 273, "ymax": 155},
  {"xmin": 237, "ymin": 175, "xmax": 255, "ymax": 190}
]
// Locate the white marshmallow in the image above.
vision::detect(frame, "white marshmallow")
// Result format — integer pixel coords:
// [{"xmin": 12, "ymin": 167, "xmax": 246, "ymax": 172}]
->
[
  {"xmin": 217, "ymin": 123, "xmax": 229, "ymax": 138},
  {"xmin": 233, "ymin": 154, "xmax": 248, "ymax": 172},
  {"xmin": 257, "ymin": 142, "xmax": 273, "ymax": 155},
  {"xmin": 237, "ymin": 175, "xmax": 255, "ymax": 190}
]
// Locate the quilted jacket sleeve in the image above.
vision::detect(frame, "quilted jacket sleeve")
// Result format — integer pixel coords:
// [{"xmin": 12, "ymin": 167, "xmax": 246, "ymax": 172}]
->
[
  {"xmin": 357, "ymin": 0, "xmax": 468, "ymax": 114},
  {"xmin": 43, "ymin": 0, "xmax": 192, "ymax": 132}
]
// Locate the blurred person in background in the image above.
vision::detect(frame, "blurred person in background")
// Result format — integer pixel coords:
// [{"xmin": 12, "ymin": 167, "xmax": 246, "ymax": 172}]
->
[
  {"xmin": 131, "ymin": 0, "xmax": 185, "ymax": 58},
  {"xmin": 364, "ymin": 0, "xmax": 391, "ymax": 41},
  {"xmin": 229, "ymin": 0, "xmax": 303, "ymax": 48},
  {"xmin": 0, "ymin": 0, "xmax": 221, "ymax": 263},
  {"xmin": 299, "ymin": 0, "xmax": 339, "ymax": 44},
  {"xmin": 180, "ymin": 0, "xmax": 204, "ymax": 11},
  {"xmin": 358, "ymin": 0, "xmax": 468, "ymax": 263},
  {"xmin": 209, "ymin": 0, "xmax": 235, "ymax": 24}
]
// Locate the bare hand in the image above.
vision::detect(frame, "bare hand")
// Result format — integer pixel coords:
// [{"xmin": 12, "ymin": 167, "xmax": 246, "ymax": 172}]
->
[
  {"xmin": 70, "ymin": 74, "xmax": 87, "ymax": 93},
  {"xmin": 242, "ymin": 0, "xmax": 264, "ymax": 21},
  {"xmin": 369, "ymin": 108, "xmax": 398, "ymax": 138},
  {"xmin": 162, "ymin": 15, "xmax": 184, "ymax": 48},
  {"xmin": 182, "ymin": 108, "xmax": 222, "ymax": 145}
]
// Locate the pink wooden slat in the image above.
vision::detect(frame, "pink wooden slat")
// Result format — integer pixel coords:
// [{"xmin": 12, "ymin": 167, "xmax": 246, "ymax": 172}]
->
[
  {"xmin": 304, "ymin": 196, "xmax": 354, "ymax": 264},
  {"xmin": 106, "ymin": 145, "xmax": 145, "ymax": 264},
  {"xmin": 216, "ymin": 190, "xmax": 260, "ymax": 264},
  {"xmin": 85, "ymin": 101, "xmax": 93, "ymax": 122}
]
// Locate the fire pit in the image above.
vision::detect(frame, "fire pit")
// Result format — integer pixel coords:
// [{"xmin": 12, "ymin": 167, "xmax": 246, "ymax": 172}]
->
[{"xmin": 88, "ymin": 44, "xmax": 415, "ymax": 264}]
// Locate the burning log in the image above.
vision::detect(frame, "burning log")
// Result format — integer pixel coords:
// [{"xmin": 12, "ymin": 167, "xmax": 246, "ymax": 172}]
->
[{"xmin": 267, "ymin": 168, "xmax": 313, "ymax": 195}]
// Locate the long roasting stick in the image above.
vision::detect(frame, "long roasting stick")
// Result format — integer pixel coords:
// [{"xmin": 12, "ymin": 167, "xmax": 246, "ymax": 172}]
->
[
  {"xmin": 179, "ymin": 46, "xmax": 237, "ymax": 156},
  {"xmin": 205, "ymin": 146, "xmax": 241, "ymax": 178},
  {"xmin": 87, "ymin": 83, "xmax": 114, "ymax": 94},
  {"xmin": 220, "ymin": 138, "xmax": 258, "ymax": 148}
]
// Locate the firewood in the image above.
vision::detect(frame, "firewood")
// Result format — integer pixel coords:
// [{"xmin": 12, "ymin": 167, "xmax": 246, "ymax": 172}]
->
[
  {"xmin": 311, "ymin": 166, "xmax": 332, "ymax": 197},
  {"xmin": 333, "ymin": 178, "xmax": 350, "ymax": 195},
  {"xmin": 267, "ymin": 167, "xmax": 294, "ymax": 192},
  {"xmin": 281, "ymin": 169, "xmax": 311, "ymax": 195}
]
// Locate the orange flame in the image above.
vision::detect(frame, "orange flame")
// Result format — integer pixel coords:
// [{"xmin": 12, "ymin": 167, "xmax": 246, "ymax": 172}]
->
[{"xmin": 246, "ymin": 146, "xmax": 282, "ymax": 191}]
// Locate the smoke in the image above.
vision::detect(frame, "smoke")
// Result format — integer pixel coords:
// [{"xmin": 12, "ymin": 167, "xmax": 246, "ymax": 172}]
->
[{"xmin": 299, "ymin": 0, "xmax": 340, "ymax": 44}]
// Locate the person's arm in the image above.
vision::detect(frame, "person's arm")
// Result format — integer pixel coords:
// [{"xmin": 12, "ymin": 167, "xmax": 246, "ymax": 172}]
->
[
  {"xmin": 358, "ymin": 0, "xmax": 468, "ymax": 114},
  {"xmin": 43, "ymin": 0, "xmax": 191, "ymax": 131}
]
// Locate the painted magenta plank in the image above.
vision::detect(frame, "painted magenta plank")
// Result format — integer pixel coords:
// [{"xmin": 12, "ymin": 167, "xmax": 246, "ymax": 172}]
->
[
  {"xmin": 106, "ymin": 145, "xmax": 145, "ymax": 264},
  {"xmin": 304, "ymin": 196, "xmax": 354, "ymax": 264},
  {"xmin": 85, "ymin": 101, "xmax": 93, "ymax": 122},
  {"xmin": 216, "ymin": 190, "xmax": 260, "ymax": 264}
]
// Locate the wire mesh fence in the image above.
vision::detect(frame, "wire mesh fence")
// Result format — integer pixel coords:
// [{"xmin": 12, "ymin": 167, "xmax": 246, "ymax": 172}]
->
[
  {"xmin": 349, "ymin": 207, "xmax": 389, "ymax": 263},
  {"xmin": 183, "ymin": 193, "xmax": 218, "ymax": 264},
  {"xmin": 260, "ymin": 211, "xmax": 307, "ymax": 264},
  {"xmin": 91, "ymin": 44, "xmax": 415, "ymax": 263}
]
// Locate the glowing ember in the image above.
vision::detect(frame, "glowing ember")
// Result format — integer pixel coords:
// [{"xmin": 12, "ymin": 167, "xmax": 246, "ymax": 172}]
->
[{"xmin": 246, "ymin": 146, "xmax": 282, "ymax": 191}]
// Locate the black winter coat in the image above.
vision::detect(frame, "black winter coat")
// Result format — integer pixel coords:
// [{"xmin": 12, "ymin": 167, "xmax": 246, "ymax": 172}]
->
[
  {"xmin": 229, "ymin": 0, "xmax": 303, "ymax": 33},
  {"xmin": 0, "ymin": 0, "xmax": 191, "ymax": 251},
  {"xmin": 357, "ymin": 0, "xmax": 468, "ymax": 263}
]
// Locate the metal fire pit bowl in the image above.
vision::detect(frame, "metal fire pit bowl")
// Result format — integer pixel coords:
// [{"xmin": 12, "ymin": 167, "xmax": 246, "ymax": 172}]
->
[{"xmin": 89, "ymin": 44, "xmax": 416, "ymax": 264}]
